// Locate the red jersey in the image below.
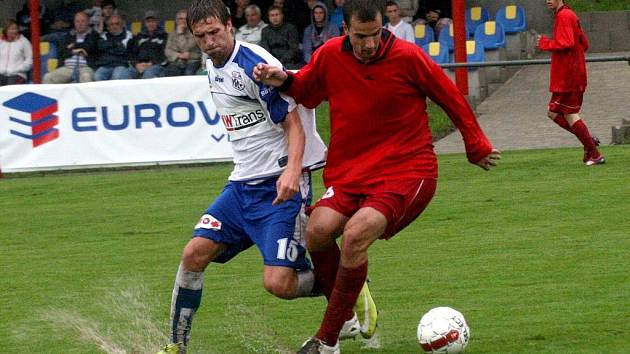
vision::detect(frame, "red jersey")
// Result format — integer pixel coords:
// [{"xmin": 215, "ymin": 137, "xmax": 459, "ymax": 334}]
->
[
  {"xmin": 283, "ymin": 30, "xmax": 492, "ymax": 190},
  {"xmin": 538, "ymin": 5, "xmax": 589, "ymax": 92}
]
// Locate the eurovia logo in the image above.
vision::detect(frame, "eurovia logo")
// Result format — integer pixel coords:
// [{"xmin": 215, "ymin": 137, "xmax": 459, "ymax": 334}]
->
[{"xmin": 3, "ymin": 92, "xmax": 60, "ymax": 147}]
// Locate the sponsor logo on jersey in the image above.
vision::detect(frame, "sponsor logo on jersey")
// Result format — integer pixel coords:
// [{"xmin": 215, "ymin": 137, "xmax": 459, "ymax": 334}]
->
[
  {"xmin": 195, "ymin": 214, "xmax": 222, "ymax": 230},
  {"xmin": 221, "ymin": 109, "xmax": 266, "ymax": 131},
  {"xmin": 231, "ymin": 71, "xmax": 245, "ymax": 91},
  {"xmin": 322, "ymin": 186, "xmax": 334, "ymax": 199},
  {"xmin": 214, "ymin": 76, "xmax": 224, "ymax": 83}
]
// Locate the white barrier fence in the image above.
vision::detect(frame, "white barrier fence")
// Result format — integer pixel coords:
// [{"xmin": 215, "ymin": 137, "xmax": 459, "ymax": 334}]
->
[{"xmin": 0, "ymin": 76, "xmax": 233, "ymax": 173}]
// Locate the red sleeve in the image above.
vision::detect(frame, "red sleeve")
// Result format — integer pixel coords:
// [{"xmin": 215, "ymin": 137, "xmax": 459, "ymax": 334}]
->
[
  {"xmin": 283, "ymin": 46, "xmax": 327, "ymax": 109},
  {"xmin": 411, "ymin": 49, "xmax": 493, "ymax": 163},
  {"xmin": 538, "ymin": 12, "xmax": 576, "ymax": 51}
]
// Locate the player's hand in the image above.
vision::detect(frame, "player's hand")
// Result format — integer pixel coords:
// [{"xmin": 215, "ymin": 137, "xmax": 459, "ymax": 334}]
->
[
  {"xmin": 253, "ymin": 63, "xmax": 288, "ymax": 87},
  {"xmin": 475, "ymin": 149, "xmax": 501, "ymax": 171},
  {"xmin": 273, "ymin": 168, "xmax": 300, "ymax": 205}
]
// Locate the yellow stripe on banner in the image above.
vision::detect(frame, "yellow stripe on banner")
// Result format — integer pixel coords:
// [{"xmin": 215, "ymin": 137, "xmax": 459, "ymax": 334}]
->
[
  {"xmin": 429, "ymin": 42, "xmax": 440, "ymax": 56},
  {"xmin": 471, "ymin": 7, "xmax": 481, "ymax": 21},
  {"xmin": 40, "ymin": 41, "xmax": 50, "ymax": 55},
  {"xmin": 466, "ymin": 40, "xmax": 476, "ymax": 55},
  {"xmin": 415, "ymin": 24, "xmax": 426, "ymax": 38},
  {"xmin": 506, "ymin": 5, "xmax": 517, "ymax": 20},
  {"xmin": 485, "ymin": 21, "xmax": 496, "ymax": 35}
]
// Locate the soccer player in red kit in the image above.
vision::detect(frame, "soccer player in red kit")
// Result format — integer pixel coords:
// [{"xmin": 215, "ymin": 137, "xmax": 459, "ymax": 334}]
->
[
  {"xmin": 255, "ymin": 0, "xmax": 500, "ymax": 352},
  {"xmin": 537, "ymin": 0, "xmax": 605, "ymax": 166}
]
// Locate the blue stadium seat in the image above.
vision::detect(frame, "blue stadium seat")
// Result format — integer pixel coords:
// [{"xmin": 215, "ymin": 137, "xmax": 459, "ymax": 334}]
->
[
  {"xmin": 40, "ymin": 41, "xmax": 58, "ymax": 78},
  {"xmin": 414, "ymin": 23, "xmax": 434, "ymax": 47},
  {"xmin": 466, "ymin": 7, "xmax": 490, "ymax": 38},
  {"xmin": 474, "ymin": 21, "xmax": 506, "ymax": 50},
  {"xmin": 495, "ymin": 5, "xmax": 527, "ymax": 34},
  {"xmin": 465, "ymin": 40, "xmax": 485, "ymax": 70},
  {"xmin": 438, "ymin": 23, "xmax": 454, "ymax": 52},
  {"xmin": 422, "ymin": 42, "xmax": 450, "ymax": 65}
]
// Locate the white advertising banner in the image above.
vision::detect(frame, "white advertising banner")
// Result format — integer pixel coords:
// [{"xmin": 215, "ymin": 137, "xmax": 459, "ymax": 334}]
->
[{"xmin": 0, "ymin": 76, "xmax": 233, "ymax": 172}]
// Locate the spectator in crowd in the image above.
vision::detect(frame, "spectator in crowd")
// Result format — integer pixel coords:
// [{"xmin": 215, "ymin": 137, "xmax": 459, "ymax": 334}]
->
[
  {"xmin": 16, "ymin": 1, "xmax": 51, "ymax": 40},
  {"xmin": 303, "ymin": 1, "xmax": 339, "ymax": 63},
  {"xmin": 96, "ymin": 0, "xmax": 117, "ymax": 34},
  {"xmin": 163, "ymin": 10, "xmax": 201, "ymax": 77},
  {"xmin": 260, "ymin": 5, "xmax": 302, "ymax": 69},
  {"xmin": 413, "ymin": 0, "xmax": 452, "ymax": 39},
  {"xmin": 44, "ymin": 11, "xmax": 99, "ymax": 83},
  {"xmin": 0, "ymin": 20, "xmax": 32, "ymax": 86},
  {"xmin": 85, "ymin": 0, "xmax": 103, "ymax": 31},
  {"xmin": 44, "ymin": 0, "xmax": 84, "ymax": 44},
  {"xmin": 128, "ymin": 10, "xmax": 167, "ymax": 79},
  {"xmin": 384, "ymin": 1, "xmax": 415, "ymax": 43},
  {"xmin": 235, "ymin": 5, "xmax": 268, "ymax": 45},
  {"xmin": 94, "ymin": 14, "xmax": 133, "ymax": 80},
  {"xmin": 329, "ymin": 0, "xmax": 345, "ymax": 33},
  {"xmin": 230, "ymin": 0, "xmax": 251, "ymax": 29},
  {"xmin": 396, "ymin": 0, "xmax": 419, "ymax": 22}
]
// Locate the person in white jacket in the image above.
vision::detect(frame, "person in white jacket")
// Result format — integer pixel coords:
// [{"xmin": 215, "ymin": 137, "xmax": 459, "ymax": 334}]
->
[{"xmin": 0, "ymin": 20, "xmax": 33, "ymax": 86}]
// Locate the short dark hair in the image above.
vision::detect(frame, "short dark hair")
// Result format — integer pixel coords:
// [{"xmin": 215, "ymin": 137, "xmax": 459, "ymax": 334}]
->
[
  {"xmin": 385, "ymin": 1, "xmax": 399, "ymax": 8},
  {"xmin": 267, "ymin": 5, "xmax": 284, "ymax": 15},
  {"xmin": 343, "ymin": 0, "xmax": 386, "ymax": 27},
  {"xmin": 187, "ymin": 0, "xmax": 230, "ymax": 31}
]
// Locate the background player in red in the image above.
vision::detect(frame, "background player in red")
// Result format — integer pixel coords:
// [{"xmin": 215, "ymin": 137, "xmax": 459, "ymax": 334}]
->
[
  {"xmin": 255, "ymin": 0, "xmax": 500, "ymax": 352},
  {"xmin": 537, "ymin": 0, "xmax": 605, "ymax": 166}
]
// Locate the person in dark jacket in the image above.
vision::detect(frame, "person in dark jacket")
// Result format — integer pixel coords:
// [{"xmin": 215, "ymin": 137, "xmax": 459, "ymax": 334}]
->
[
  {"xmin": 128, "ymin": 10, "xmax": 168, "ymax": 79},
  {"xmin": 43, "ymin": 12, "xmax": 99, "ymax": 83},
  {"xmin": 15, "ymin": 1, "xmax": 51, "ymax": 40},
  {"xmin": 302, "ymin": 1, "xmax": 339, "ymax": 63},
  {"xmin": 94, "ymin": 14, "xmax": 133, "ymax": 80},
  {"xmin": 260, "ymin": 5, "xmax": 302, "ymax": 70}
]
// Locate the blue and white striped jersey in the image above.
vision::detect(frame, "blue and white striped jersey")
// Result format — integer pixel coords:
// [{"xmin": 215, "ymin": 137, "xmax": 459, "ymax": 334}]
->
[{"xmin": 206, "ymin": 40, "xmax": 326, "ymax": 181}]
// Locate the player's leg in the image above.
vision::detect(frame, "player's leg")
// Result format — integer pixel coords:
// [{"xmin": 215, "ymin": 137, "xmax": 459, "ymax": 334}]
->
[
  {"xmin": 310, "ymin": 207, "xmax": 386, "ymax": 347},
  {"xmin": 547, "ymin": 110, "xmax": 573, "ymax": 133},
  {"xmin": 565, "ymin": 113, "xmax": 605, "ymax": 165}
]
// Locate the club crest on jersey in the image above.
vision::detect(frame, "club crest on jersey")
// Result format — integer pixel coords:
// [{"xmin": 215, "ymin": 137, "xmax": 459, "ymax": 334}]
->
[
  {"xmin": 231, "ymin": 71, "xmax": 245, "ymax": 91},
  {"xmin": 195, "ymin": 214, "xmax": 222, "ymax": 230}
]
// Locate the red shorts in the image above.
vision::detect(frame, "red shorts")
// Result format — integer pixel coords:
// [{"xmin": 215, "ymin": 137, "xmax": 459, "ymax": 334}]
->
[
  {"xmin": 548, "ymin": 92, "xmax": 584, "ymax": 114},
  {"xmin": 312, "ymin": 177, "xmax": 437, "ymax": 239}
]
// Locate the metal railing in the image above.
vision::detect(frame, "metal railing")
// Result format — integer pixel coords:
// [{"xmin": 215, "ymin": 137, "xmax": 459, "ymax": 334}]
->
[{"xmin": 440, "ymin": 55, "xmax": 630, "ymax": 69}]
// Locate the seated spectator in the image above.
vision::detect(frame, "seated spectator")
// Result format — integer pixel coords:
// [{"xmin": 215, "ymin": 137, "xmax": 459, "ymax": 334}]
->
[
  {"xmin": 44, "ymin": 0, "xmax": 84, "ymax": 45},
  {"xmin": 128, "ymin": 11, "xmax": 167, "ymax": 79},
  {"xmin": 413, "ymin": 0, "xmax": 452, "ymax": 39},
  {"xmin": 16, "ymin": 1, "xmax": 51, "ymax": 40},
  {"xmin": 44, "ymin": 12, "xmax": 99, "ymax": 83},
  {"xmin": 329, "ymin": 0, "xmax": 345, "ymax": 33},
  {"xmin": 95, "ymin": 0, "xmax": 117, "ymax": 34},
  {"xmin": 0, "ymin": 20, "xmax": 32, "ymax": 86},
  {"xmin": 384, "ymin": 1, "xmax": 415, "ymax": 43},
  {"xmin": 235, "ymin": 5, "xmax": 268, "ymax": 45},
  {"xmin": 303, "ymin": 2, "xmax": 339, "ymax": 63},
  {"xmin": 94, "ymin": 14, "xmax": 133, "ymax": 80},
  {"xmin": 163, "ymin": 10, "xmax": 201, "ymax": 77},
  {"xmin": 85, "ymin": 0, "xmax": 103, "ymax": 30},
  {"xmin": 230, "ymin": 0, "xmax": 251, "ymax": 29},
  {"xmin": 260, "ymin": 5, "xmax": 302, "ymax": 70}
]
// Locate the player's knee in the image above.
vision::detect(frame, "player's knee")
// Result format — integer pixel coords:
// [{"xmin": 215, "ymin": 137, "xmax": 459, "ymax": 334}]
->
[
  {"xmin": 181, "ymin": 243, "xmax": 211, "ymax": 272},
  {"xmin": 306, "ymin": 223, "xmax": 335, "ymax": 252},
  {"xmin": 547, "ymin": 111, "xmax": 557, "ymax": 120},
  {"xmin": 340, "ymin": 229, "xmax": 370, "ymax": 262},
  {"xmin": 263, "ymin": 276, "xmax": 295, "ymax": 299}
]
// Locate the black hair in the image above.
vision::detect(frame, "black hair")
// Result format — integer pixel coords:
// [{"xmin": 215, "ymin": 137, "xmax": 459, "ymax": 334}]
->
[
  {"xmin": 342, "ymin": 0, "xmax": 386, "ymax": 27},
  {"xmin": 187, "ymin": 0, "xmax": 230, "ymax": 31}
]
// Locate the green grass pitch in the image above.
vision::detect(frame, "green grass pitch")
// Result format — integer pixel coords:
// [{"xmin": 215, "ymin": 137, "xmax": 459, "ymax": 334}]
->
[{"xmin": 1, "ymin": 143, "xmax": 628, "ymax": 353}]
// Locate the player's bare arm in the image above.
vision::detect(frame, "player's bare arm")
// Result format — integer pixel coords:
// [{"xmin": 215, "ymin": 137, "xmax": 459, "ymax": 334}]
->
[
  {"xmin": 475, "ymin": 149, "xmax": 502, "ymax": 171},
  {"xmin": 253, "ymin": 63, "xmax": 288, "ymax": 87},
  {"xmin": 273, "ymin": 108, "xmax": 305, "ymax": 205}
]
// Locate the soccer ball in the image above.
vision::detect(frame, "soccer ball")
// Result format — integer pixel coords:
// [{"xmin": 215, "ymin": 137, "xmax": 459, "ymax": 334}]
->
[{"xmin": 417, "ymin": 307, "xmax": 470, "ymax": 353}]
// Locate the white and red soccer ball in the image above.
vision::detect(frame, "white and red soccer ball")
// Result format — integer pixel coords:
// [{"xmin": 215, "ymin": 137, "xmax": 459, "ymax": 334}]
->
[{"xmin": 417, "ymin": 307, "xmax": 470, "ymax": 353}]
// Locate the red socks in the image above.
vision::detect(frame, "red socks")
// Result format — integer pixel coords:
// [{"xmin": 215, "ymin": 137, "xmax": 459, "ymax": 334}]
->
[
  {"xmin": 571, "ymin": 119, "xmax": 598, "ymax": 152},
  {"xmin": 553, "ymin": 114, "xmax": 573, "ymax": 132},
  {"xmin": 316, "ymin": 262, "xmax": 368, "ymax": 346},
  {"xmin": 310, "ymin": 246, "xmax": 341, "ymax": 299}
]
